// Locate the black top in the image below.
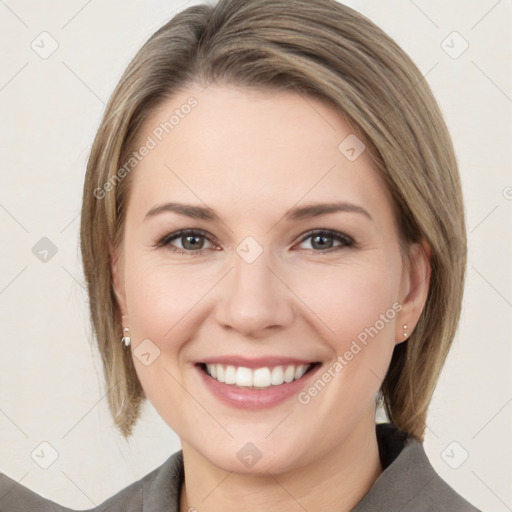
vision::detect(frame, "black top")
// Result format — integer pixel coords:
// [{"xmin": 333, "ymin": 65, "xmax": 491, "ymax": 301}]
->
[{"xmin": 0, "ymin": 423, "xmax": 481, "ymax": 511}]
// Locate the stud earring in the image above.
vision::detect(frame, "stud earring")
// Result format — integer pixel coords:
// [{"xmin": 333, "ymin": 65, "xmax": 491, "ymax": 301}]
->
[
  {"xmin": 121, "ymin": 326, "xmax": 131, "ymax": 347},
  {"xmin": 403, "ymin": 324, "xmax": 408, "ymax": 339}
]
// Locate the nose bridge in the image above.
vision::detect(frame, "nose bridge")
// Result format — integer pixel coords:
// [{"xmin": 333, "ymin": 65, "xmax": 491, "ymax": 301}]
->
[{"xmin": 214, "ymin": 240, "xmax": 294, "ymax": 335}]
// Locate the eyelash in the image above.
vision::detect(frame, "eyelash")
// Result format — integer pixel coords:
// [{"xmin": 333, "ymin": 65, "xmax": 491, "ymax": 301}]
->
[{"xmin": 155, "ymin": 228, "xmax": 355, "ymax": 255}]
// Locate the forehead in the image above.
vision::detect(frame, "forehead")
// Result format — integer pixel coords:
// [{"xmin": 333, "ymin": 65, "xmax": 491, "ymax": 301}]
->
[{"xmin": 127, "ymin": 83, "xmax": 393, "ymax": 225}]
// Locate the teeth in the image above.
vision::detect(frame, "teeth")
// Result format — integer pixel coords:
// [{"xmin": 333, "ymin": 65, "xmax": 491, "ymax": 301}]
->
[
  {"xmin": 235, "ymin": 366, "xmax": 252, "ymax": 386},
  {"xmin": 271, "ymin": 366, "xmax": 284, "ymax": 385},
  {"xmin": 253, "ymin": 367, "xmax": 271, "ymax": 387},
  {"xmin": 284, "ymin": 365, "xmax": 295, "ymax": 383},
  {"xmin": 295, "ymin": 365, "xmax": 308, "ymax": 379},
  {"xmin": 224, "ymin": 365, "xmax": 236, "ymax": 385},
  {"xmin": 204, "ymin": 363, "xmax": 311, "ymax": 388}
]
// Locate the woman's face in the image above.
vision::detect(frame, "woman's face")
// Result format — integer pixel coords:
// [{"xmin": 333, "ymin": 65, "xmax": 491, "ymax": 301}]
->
[{"xmin": 113, "ymin": 83, "xmax": 429, "ymax": 474}]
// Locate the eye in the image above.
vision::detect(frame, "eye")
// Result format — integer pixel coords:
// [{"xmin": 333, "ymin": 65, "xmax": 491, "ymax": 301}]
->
[
  {"xmin": 156, "ymin": 229, "xmax": 218, "ymax": 254},
  {"xmin": 155, "ymin": 228, "xmax": 355, "ymax": 255},
  {"xmin": 296, "ymin": 229, "xmax": 354, "ymax": 253}
]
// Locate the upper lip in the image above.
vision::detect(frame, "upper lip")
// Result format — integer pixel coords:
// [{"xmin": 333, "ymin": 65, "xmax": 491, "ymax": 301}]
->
[{"xmin": 198, "ymin": 356, "xmax": 317, "ymax": 369}]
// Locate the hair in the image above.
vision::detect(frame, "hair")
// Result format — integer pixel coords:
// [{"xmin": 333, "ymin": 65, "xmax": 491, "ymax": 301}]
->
[{"xmin": 80, "ymin": 0, "xmax": 466, "ymax": 441}]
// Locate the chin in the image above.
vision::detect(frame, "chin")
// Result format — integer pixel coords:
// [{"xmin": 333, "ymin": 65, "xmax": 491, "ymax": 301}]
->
[{"xmin": 204, "ymin": 443, "xmax": 305, "ymax": 476}]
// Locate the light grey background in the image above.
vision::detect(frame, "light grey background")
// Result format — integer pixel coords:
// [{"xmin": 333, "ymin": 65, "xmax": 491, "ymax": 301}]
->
[{"xmin": 0, "ymin": 1, "xmax": 510, "ymax": 510}]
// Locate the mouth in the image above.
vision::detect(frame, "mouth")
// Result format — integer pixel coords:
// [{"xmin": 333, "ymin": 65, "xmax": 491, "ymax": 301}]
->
[
  {"xmin": 197, "ymin": 362, "xmax": 319, "ymax": 389},
  {"xmin": 195, "ymin": 359, "xmax": 321, "ymax": 409}
]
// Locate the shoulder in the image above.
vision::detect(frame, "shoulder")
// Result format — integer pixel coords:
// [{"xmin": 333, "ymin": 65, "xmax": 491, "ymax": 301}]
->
[
  {"xmin": 352, "ymin": 423, "xmax": 482, "ymax": 512},
  {"xmin": 0, "ymin": 451, "xmax": 183, "ymax": 512}
]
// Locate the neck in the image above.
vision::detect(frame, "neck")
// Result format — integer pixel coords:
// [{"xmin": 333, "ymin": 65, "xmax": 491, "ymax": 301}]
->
[{"xmin": 179, "ymin": 421, "xmax": 382, "ymax": 512}]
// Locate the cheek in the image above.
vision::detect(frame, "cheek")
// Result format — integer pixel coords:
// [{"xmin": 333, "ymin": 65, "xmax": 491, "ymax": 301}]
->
[
  {"xmin": 288, "ymin": 254, "xmax": 402, "ymax": 413},
  {"xmin": 122, "ymin": 256, "xmax": 212, "ymax": 432},
  {"xmin": 290, "ymin": 255, "xmax": 401, "ymax": 344},
  {"xmin": 287, "ymin": 260, "xmax": 401, "ymax": 441},
  {"xmin": 123, "ymin": 253, "xmax": 212, "ymax": 343},
  {"xmin": 121, "ymin": 254, "xmax": 219, "ymax": 405}
]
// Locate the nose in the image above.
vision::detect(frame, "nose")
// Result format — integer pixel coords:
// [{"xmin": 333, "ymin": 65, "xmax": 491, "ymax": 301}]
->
[{"xmin": 213, "ymin": 249, "xmax": 295, "ymax": 338}]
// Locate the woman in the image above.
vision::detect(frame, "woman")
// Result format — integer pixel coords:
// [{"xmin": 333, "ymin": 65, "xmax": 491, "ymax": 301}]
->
[{"xmin": 0, "ymin": 0, "xmax": 481, "ymax": 510}]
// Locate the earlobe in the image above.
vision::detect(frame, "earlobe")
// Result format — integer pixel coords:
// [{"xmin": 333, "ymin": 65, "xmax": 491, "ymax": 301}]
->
[{"xmin": 396, "ymin": 239, "xmax": 432, "ymax": 344}]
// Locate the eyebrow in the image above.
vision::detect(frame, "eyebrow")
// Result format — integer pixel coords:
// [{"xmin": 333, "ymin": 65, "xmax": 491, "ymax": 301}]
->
[{"xmin": 144, "ymin": 201, "xmax": 373, "ymax": 223}]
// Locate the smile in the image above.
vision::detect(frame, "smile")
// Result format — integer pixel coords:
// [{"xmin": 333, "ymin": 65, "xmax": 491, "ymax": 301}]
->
[
  {"xmin": 195, "ymin": 358, "xmax": 321, "ymax": 409},
  {"xmin": 202, "ymin": 363, "xmax": 313, "ymax": 389}
]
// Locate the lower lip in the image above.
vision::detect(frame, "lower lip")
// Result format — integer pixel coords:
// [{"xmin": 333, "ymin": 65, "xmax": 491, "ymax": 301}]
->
[{"xmin": 196, "ymin": 364, "xmax": 321, "ymax": 409}]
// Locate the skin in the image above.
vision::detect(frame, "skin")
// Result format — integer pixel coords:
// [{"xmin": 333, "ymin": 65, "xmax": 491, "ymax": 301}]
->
[{"xmin": 112, "ymin": 83, "xmax": 431, "ymax": 512}]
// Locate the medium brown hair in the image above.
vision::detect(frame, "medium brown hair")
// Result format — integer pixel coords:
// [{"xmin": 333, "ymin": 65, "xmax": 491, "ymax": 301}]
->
[{"xmin": 80, "ymin": 0, "xmax": 466, "ymax": 441}]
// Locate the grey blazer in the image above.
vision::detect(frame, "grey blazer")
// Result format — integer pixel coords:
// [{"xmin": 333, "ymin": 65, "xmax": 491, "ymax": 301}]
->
[{"xmin": 0, "ymin": 424, "xmax": 481, "ymax": 511}]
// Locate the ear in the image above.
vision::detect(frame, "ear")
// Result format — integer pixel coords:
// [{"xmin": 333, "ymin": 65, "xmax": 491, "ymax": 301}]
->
[
  {"xmin": 110, "ymin": 242, "xmax": 128, "ymax": 318},
  {"xmin": 396, "ymin": 239, "xmax": 431, "ymax": 344}
]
